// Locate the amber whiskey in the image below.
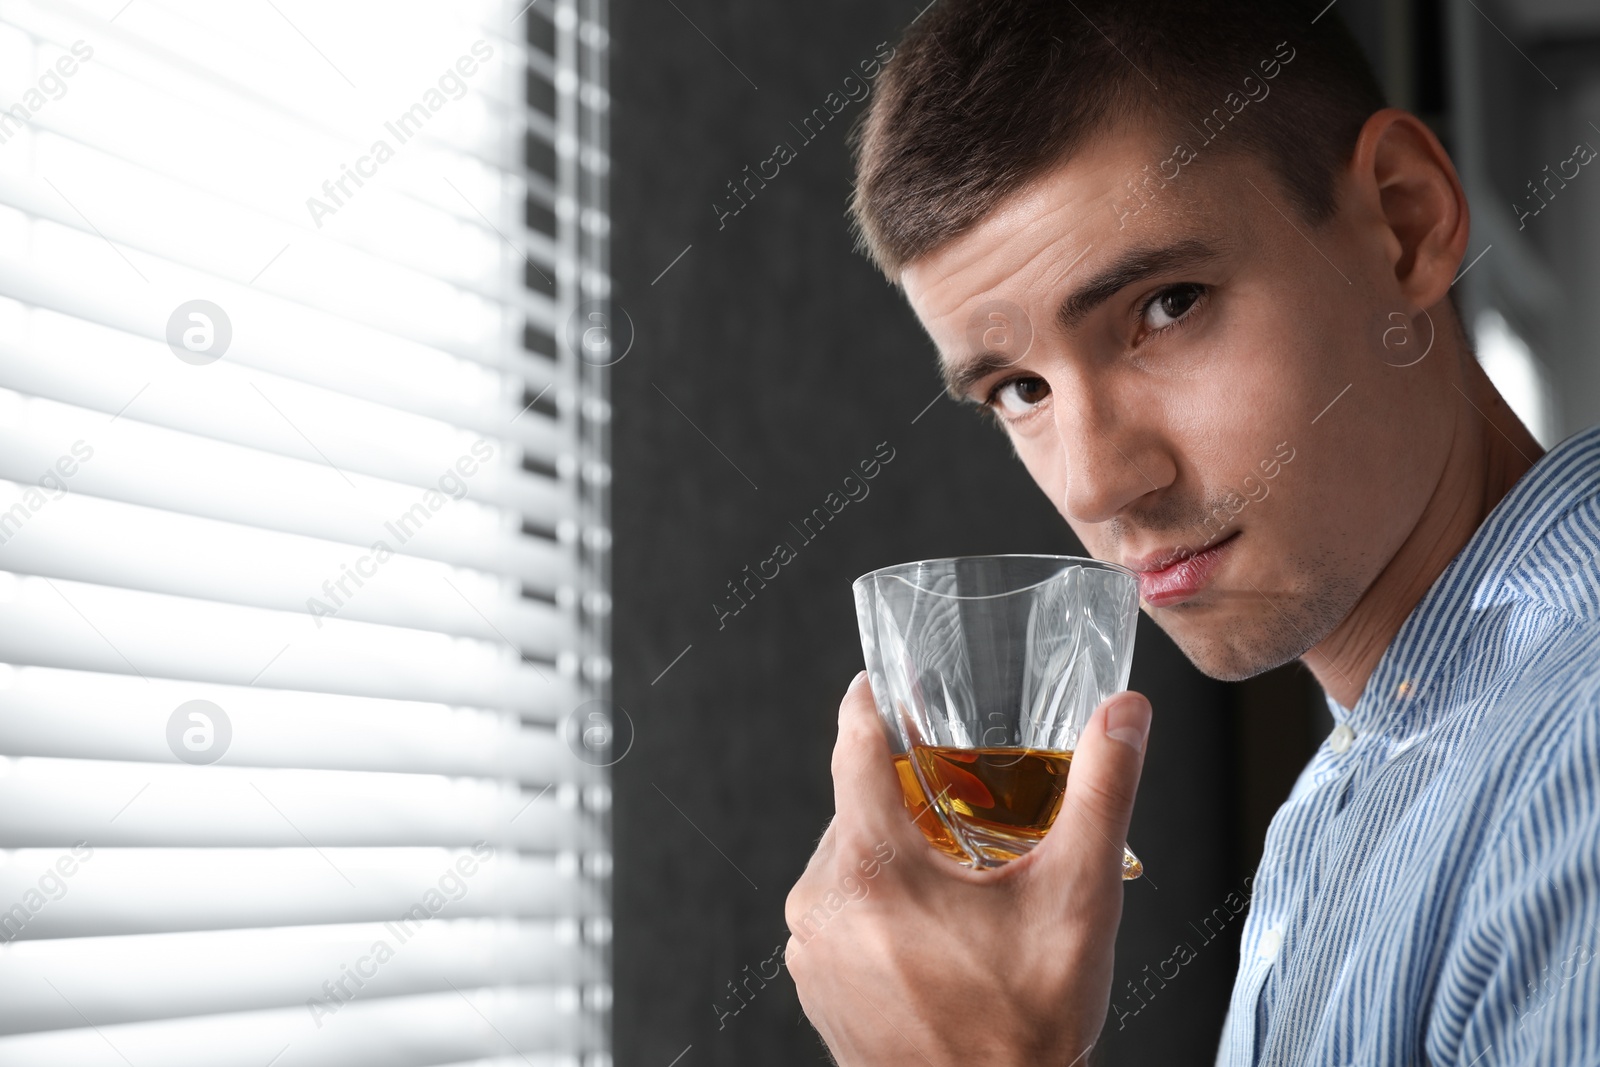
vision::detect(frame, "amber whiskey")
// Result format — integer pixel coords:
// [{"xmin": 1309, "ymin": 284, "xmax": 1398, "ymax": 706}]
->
[{"xmin": 892, "ymin": 745, "xmax": 1142, "ymax": 876}]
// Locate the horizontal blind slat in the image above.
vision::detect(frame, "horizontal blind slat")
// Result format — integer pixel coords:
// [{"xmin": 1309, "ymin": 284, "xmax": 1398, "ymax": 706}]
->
[
  {"xmin": 0, "ymin": 578, "xmax": 578, "ymax": 716},
  {"xmin": 0, "ymin": 419, "xmax": 574, "ymax": 591},
  {"xmin": 0, "ymin": 173, "xmax": 558, "ymax": 369},
  {"xmin": 4, "ymin": 126, "xmax": 555, "ymax": 314},
  {"xmin": 2, "ymin": 0, "xmax": 531, "ymax": 136},
  {"xmin": 0, "ymin": 847, "xmax": 597, "ymax": 940},
  {"xmin": 0, "ymin": 988, "xmax": 600, "ymax": 1067},
  {"xmin": 0, "ymin": 482, "xmax": 572, "ymax": 654},
  {"xmin": 0, "ymin": 322, "xmax": 569, "ymax": 471},
  {"xmin": 0, "ymin": 664, "xmax": 591, "ymax": 779},
  {"xmin": 0, "ymin": 229, "xmax": 558, "ymax": 416},
  {"xmin": 0, "ymin": 758, "xmax": 597, "ymax": 849},
  {"xmin": 0, "ymin": 922, "xmax": 598, "ymax": 1035}
]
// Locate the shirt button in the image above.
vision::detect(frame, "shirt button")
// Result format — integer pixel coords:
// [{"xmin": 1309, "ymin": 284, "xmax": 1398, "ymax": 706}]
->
[
  {"xmin": 1258, "ymin": 928, "xmax": 1283, "ymax": 961},
  {"xmin": 1329, "ymin": 723, "xmax": 1356, "ymax": 754}
]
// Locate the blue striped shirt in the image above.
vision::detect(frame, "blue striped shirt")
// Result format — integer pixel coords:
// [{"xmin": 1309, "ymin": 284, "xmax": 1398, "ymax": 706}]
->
[{"xmin": 1217, "ymin": 423, "xmax": 1600, "ymax": 1066}]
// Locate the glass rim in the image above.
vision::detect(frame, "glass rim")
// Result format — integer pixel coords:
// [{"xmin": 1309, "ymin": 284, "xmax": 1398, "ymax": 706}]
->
[{"xmin": 852, "ymin": 553, "xmax": 1136, "ymax": 600}]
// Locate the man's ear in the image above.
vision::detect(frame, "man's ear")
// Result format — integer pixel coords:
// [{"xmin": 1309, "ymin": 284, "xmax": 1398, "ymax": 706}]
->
[{"xmin": 1347, "ymin": 107, "xmax": 1470, "ymax": 310}]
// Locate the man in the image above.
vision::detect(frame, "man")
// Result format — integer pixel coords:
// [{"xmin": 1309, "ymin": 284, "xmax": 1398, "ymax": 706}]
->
[{"xmin": 783, "ymin": 1, "xmax": 1600, "ymax": 1064}]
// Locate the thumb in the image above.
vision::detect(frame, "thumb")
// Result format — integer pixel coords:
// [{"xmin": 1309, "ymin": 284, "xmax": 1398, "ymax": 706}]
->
[
  {"xmin": 1036, "ymin": 690, "xmax": 1151, "ymax": 877},
  {"xmin": 831, "ymin": 671, "xmax": 921, "ymax": 851}
]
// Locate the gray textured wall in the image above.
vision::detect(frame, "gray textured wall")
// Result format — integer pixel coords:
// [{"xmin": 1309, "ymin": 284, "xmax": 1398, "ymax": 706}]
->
[
  {"xmin": 605, "ymin": 2, "xmax": 1293, "ymax": 1062},
  {"xmin": 596, "ymin": 0, "xmax": 1600, "ymax": 1061}
]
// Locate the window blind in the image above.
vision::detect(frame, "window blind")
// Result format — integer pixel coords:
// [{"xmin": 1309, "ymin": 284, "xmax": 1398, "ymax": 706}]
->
[{"xmin": 0, "ymin": 1, "xmax": 613, "ymax": 1064}]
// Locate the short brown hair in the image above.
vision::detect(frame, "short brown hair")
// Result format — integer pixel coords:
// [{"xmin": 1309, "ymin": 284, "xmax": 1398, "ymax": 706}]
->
[{"xmin": 848, "ymin": 0, "xmax": 1387, "ymax": 282}]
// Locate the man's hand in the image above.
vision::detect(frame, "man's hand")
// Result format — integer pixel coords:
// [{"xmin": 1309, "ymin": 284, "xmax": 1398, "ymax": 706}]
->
[{"xmin": 784, "ymin": 671, "xmax": 1152, "ymax": 1067}]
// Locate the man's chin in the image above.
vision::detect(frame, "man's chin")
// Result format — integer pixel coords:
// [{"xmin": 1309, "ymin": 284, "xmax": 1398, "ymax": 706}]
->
[{"xmin": 1145, "ymin": 599, "xmax": 1319, "ymax": 682}]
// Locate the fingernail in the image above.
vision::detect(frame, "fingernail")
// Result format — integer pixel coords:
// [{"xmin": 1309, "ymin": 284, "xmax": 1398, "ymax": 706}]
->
[
  {"xmin": 840, "ymin": 671, "xmax": 870, "ymax": 723},
  {"xmin": 1104, "ymin": 692, "xmax": 1151, "ymax": 753}
]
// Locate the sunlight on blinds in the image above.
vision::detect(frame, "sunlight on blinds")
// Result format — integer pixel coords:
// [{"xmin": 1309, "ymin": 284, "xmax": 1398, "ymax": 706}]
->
[{"xmin": 0, "ymin": 0, "xmax": 613, "ymax": 1064}]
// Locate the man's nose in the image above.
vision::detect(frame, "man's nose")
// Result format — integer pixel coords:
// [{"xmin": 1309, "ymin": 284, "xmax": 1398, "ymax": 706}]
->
[{"xmin": 1053, "ymin": 382, "xmax": 1173, "ymax": 525}]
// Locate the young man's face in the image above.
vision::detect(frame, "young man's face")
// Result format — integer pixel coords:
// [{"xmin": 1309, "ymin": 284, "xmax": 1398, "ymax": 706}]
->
[{"xmin": 900, "ymin": 125, "xmax": 1457, "ymax": 681}]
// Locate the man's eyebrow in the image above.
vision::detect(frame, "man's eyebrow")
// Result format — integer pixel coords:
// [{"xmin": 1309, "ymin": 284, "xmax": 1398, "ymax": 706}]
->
[
  {"xmin": 942, "ymin": 351, "xmax": 1028, "ymax": 400},
  {"xmin": 939, "ymin": 237, "xmax": 1226, "ymax": 399},
  {"xmin": 1056, "ymin": 237, "xmax": 1224, "ymax": 332}
]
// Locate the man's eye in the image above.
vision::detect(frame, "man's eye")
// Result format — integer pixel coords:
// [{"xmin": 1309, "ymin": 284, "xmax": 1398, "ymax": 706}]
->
[
  {"xmin": 987, "ymin": 376, "xmax": 1051, "ymax": 417},
  {"xmin": 1141, "ymin": 283, "xmax": 1207, "ymax": 331}
]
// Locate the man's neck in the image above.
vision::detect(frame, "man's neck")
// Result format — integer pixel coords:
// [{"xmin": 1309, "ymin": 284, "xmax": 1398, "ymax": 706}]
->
[{"xmin": 1306, "ymin": 356, "xmax": 1546, "ymax": 710}]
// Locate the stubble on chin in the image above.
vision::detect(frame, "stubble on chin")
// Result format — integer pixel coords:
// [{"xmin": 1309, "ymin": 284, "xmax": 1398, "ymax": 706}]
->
[{"xmin": 1152, "ymin": 555, "xmax": 1364, "ymax": 682}]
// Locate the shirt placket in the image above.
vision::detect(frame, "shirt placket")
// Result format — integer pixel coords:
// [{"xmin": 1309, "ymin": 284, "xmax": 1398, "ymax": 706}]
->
[{"xmin": 1249, "ymin": 731, "xmax": 1368, "ymax": 1065}]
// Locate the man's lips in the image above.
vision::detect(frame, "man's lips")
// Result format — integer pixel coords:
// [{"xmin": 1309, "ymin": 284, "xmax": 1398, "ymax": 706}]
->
[{"xmin": 1123, "ymin": 532, "xmax": 1240, "ymax": 607}]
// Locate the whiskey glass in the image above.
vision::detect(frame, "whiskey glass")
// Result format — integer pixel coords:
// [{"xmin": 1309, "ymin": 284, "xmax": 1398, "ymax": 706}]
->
[{"xmin": 852, "ymin": 555, "xmax": 1142, "ymax": 876}]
